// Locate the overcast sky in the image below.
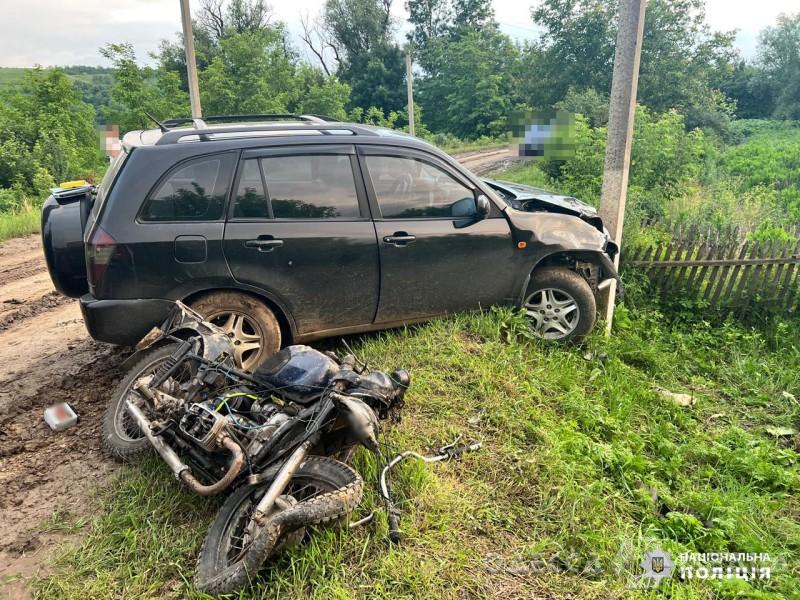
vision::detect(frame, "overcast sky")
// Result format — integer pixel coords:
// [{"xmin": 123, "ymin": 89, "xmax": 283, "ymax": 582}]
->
[{"xmin": 0, "ymin": 0, "xmax": 797, "ymax": 68}]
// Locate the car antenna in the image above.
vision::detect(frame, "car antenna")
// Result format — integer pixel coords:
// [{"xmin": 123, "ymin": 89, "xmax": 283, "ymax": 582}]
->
[{"xmin": 144, "ymin": 111, "xmax": 171, "ymax": 133}]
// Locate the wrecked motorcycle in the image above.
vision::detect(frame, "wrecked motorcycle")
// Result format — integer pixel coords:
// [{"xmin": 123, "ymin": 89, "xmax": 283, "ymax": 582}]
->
[{"xmin": 101, "ymin": 302, "xmax": 409, "ymax": 595}]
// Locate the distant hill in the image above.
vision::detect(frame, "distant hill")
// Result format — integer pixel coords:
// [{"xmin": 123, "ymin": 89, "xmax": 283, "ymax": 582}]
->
[
  {"xmin": 0, "ymin": 67, "xmax": 30, "ymax": 89},
  {"xmin": 0, "ymin": 66, "xmax": 113, "ymax": 120},
  {"xmin": 0, "ymin": 66, "xmax": 113, "ymax": 88}
]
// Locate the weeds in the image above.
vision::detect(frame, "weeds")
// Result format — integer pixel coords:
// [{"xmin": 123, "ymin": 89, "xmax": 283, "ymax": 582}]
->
[{"xmin": 0, "ymin": 207, "xmax": 39, "ymax": 242}]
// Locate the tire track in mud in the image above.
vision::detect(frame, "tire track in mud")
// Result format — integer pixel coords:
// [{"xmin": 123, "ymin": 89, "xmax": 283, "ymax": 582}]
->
[
  {"xmin": 0, "ymin": 234, "xmax": 125, "ymax": 596},
  {"xmin": 0, "ymin": 291, "xmax": 72, "ymax": 331},
  {"xmin": 0, "ymin": 259, "xmax": 45, "ymax": 284},
  {"xmin": 0, "ymin": 338, "xmax": 127, "ymax": 591}
]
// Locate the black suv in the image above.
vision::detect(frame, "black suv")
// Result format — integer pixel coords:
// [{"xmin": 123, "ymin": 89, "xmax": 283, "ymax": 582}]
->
[{"xmin": 43, "ymin": 115, "xmax": 618, "ymax": 370}]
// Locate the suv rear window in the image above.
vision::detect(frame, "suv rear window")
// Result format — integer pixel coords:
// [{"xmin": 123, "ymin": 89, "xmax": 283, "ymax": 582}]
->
[
  {"xmin": 232, "ymin": 155, "xmax": 360, "ymax": 220},
  {"xmin": 141, "ymin": 153, "xmax": 236, "ymax": 222}
]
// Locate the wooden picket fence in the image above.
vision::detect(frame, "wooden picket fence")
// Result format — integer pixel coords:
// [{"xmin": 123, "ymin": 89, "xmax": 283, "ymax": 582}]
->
[{"xmin": 623, "ymin": 222, "xmax": 800, "ymax": 315}]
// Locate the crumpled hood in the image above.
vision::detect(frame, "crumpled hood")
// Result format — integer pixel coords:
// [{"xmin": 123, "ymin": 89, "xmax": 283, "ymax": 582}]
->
[{"xmin": 484, "ymin": 178, "xmax": 601, "ymax": 224}]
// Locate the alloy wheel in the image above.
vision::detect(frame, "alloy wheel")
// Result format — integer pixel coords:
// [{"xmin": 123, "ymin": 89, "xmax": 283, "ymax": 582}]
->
[
  {"xmin": 207, "ymin": 311, "xmax": 263, "ymax": 371},
  {"xmin": 524, "ymin": 287, "xmax": 580, "ymax": 340}
]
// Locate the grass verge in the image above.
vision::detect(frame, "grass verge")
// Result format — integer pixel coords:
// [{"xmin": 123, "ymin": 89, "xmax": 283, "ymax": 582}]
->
[
  {"xmin": 0, "ymin": 208, "xmax": 40, "ymax": 242},
  {"xmin": 33, "ymin": 306, "xmax": 800, "ymax": 599}
]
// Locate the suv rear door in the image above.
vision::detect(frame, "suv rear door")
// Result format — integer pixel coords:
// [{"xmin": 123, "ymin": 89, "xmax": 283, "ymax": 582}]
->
[
  {"xmin": 358, "ymin": 146, "xmax": 519, "ymax": 323},
  {"xmin": 222, "ymin": 145, "xmax": 379, "ymax": 335}
]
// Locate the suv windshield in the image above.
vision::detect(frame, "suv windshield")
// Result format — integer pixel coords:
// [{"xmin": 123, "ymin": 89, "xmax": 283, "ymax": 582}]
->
[{"xmin": 92, "ymin": 149, "xmax": 128, "ymax": 217}]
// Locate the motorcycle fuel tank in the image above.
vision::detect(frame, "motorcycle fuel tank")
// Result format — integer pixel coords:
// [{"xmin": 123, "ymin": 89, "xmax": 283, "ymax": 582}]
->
[{"xmin": 254, "ymin": 345, "xmax": 339, "ymax": 403}]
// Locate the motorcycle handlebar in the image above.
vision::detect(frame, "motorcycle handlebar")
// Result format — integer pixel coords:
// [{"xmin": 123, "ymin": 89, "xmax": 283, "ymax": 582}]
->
[
  {"xmin": 387, "ymin": 505, "xmax": 402, "ymax": 543},
  {"xmin": 441, "ymin": 442, "xmax": 482, "ymax": 459}
]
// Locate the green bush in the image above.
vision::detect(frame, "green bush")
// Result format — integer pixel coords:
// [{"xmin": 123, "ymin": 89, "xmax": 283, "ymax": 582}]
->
[{"xmin": 723, "ymin": 129, "xmax": 800, "ymax": 191}]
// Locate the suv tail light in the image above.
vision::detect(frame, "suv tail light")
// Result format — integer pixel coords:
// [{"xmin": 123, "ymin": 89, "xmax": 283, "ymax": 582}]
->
[{"xmin": 87, "ymin": 225, "xmax": 128, "ymax": 291}]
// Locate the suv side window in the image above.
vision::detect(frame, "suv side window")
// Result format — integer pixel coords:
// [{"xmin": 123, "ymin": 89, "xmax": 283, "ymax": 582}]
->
[
  {"xmin": 258, "ymin": 154, "xmax": 360, "ymax": 219},
  {"xmin": 140, "ymin": 153, "xmax": 236, "ymax": 222},
  {"xmin": 364, "ymin": 155, "xmax": 477, "ymax": 219},
  {"xmin": 233, "ymin": 159, "xmax": 270, "ymax": 219}
]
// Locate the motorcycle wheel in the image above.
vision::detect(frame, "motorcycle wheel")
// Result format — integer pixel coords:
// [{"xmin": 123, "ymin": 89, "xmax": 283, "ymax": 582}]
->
[
  {"xmin": 194, "ymin": 456, "xmax": 363, "ymax": 595},
  {"xmin": 101, "ymin": 343, "xmax": 192, "ymax": 460}
]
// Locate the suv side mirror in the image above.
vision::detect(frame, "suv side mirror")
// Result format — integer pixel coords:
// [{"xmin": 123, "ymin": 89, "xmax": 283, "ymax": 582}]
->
[{"xmin": 476, "ymin": 194, "xmax": 491, "ymax": 219}]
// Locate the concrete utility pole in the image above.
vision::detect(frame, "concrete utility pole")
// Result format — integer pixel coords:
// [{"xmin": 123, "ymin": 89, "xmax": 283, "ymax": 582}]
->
[
  {"xmin": 406, "ymin": 50, "xmax": 415, "ymax": 136},
  {"xmin": 598, "ymin": 0, "xmax": 646, "ymax": 333},
  {"xmin": 180, "ymin": 0, "xmax": 203, "ymax": 119}
]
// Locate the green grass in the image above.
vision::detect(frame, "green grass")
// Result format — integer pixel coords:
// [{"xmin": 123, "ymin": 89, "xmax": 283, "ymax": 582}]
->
[
  {"xmin": 486, "ymin": 160, "xmax": 560, "ymax": 191},
  {"xmin": 441, "ymin": 140, "xmax": 509, "ymax": 155},
  {"xmin": 0, "ymin": 208, "xmax": 40, "ymax": 241},
  {"xmin": 32, "ymin": 306, "xmax": 800, "ymax": 599}
]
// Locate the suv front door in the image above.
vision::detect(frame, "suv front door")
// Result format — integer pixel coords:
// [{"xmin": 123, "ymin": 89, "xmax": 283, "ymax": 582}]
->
[
  {"xmin": 223, "ymin": 145, "xmax": 379, "ymax": 335},
  {"xmin": 358, "ymin": 146, "xmax": 518, "ymax": 323}
]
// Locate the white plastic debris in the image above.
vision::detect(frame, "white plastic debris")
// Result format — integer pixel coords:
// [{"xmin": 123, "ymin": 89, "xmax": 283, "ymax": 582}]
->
[
  {"xmin": 44, "ymin": 402, "xmax": 78, "ymax": 431},
  {"xmin": 655, "ymin": 387, "xmax": 696, "ymax": 407}
]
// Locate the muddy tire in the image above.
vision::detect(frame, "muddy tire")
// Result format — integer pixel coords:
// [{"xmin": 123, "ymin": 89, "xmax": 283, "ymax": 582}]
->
[
  {"xmin": 194, "ymin": 456, "xmax": 363, "ymax": 596},
  {"xmin": 101, "ymin": 344, "xmax": 179, "ymax": 460},
  {"xmin": 524, "ymin": 267, "xmax": 596, "ymax": 342},
  {"xmin": 190, "ymin": 291, "xmax": 281, "ymax": 372}
]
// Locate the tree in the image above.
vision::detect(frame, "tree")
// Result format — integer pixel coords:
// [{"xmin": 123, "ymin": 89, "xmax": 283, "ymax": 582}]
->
[
  {"xmin": 407, "ymin": 0, "xmax": 496, "ymax": 71},
  {"xmin": 0, "ymin": 69, "xmax": 103, "ymax": 195},
  {"xmin": 757, "ymin": 13, "xmax": 800, "ymax": 120},
  {"xmin": 199, "ymin": 29, "xmax": 297, "ymax": 115},
  {"xmin": 417, "ymin": 29, "xmax": 519, "ymax": 137},
  {"xmin": 715, "ymin": 60, "xmax": 775, "ymax": 119},
  {"xmin": 338, "ymin": 42, "xmax": 406, "ymax": 113},
  {"xmin": 406, "ymin": 0, "xmax": 453, "ymax": 54},
  {"xmin": 407, "ymin": 0, "xmax": 517, "ymax": 137},
  {"xmin": 100, "ymin": 44, "xmax": 189, "ymax": 132},
  {"xmin": 292, "ymin": 66, "xmax": 351, "ymax": 119},
  {"xmin": 317, "ymin": 0, "xmax": 406, "ymax": 113},
  {"xmin": 452, "ymin": 0, "xmax": 495, "ymax": 31},
  {"xmin": 530, "ymin": 0, "xmax": 736, "ymax": 133}
]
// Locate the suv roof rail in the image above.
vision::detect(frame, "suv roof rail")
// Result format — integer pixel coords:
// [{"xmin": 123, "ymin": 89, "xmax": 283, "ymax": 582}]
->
[
  {"xmin": 153, "ymin": 121, "xmax": 378, "ymax": 145},
  {"xmin": 161, "ymin": 113, "xmax": 339, "ymax": 129}
]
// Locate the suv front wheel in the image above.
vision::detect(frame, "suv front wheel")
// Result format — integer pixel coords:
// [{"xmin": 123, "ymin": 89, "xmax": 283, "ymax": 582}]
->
[
  {"xmin": 190, "ymin": 291, "xmax": 281, "ymax": 371},
  {"xmin": 524, "ymin": 267, "xmax": 596, "ymax": 342}
]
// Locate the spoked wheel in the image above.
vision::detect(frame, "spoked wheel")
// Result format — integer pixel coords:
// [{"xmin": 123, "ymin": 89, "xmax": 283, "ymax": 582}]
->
[
  {"xmin": 524, "ymin": 267, "xmax": 596, "ymax": 342},
  {"xmin": 101, "ymin": 344, "xmax": 193, "ymax": 460},
  {"xmin": 195, "ymin": 456, "xmax": 363, "ymax": 596}
]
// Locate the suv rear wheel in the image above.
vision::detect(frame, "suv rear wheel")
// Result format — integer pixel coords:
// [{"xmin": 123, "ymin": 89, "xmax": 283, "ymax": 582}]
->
[
  {"xmin": 190, "ymin": 291, "xmax": 281, "ymax": 371},
  {"xmin": 524, "ymin": 267, "xmax": 596, "ymax": 342}
]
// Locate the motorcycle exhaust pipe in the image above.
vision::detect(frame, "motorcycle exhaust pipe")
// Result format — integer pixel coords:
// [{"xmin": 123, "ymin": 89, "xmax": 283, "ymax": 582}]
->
[
  {"xmin": 180, "ymin": 437, "xmax": 244, "ymax": 496},
  {"xmin": 126, "ymin": 399, "xmax": 190, "ymax": 477},
  {"xmin": 125, "ymin": 400, "xmax": 244, "ymax": 496}
]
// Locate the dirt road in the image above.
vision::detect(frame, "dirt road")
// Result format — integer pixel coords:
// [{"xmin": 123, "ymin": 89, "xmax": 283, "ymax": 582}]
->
[
  {"xmin": 0, "ymin": 147, "xmax": 516, "ymax": 597},
  {"xmin": 454, "ymin": 147, "xmax": 516, "ymax": 174},
  {"xmin": 0, "ymin": 234, "xmax": 126, "ymax": 597}
]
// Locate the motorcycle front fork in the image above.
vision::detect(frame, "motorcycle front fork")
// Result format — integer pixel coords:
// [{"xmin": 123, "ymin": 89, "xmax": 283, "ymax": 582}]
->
[{"xmin": 252, "ymin": 440, "xmax": 313, "ymax": 524}]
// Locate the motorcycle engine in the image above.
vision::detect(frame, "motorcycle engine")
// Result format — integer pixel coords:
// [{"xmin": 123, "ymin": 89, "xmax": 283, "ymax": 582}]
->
[{"xmin": 178, "ymin": 391, "xmax": 290, "ymax": 454}]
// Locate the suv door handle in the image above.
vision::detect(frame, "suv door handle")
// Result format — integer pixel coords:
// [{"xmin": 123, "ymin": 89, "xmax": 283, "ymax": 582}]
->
[
  {"xmin": 383, "ymin": 233, "xmax": 416, "ymax": 247},
  {"xmin": 244, "ymin": 238, "xmax": 284, "ymax": 252}
]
